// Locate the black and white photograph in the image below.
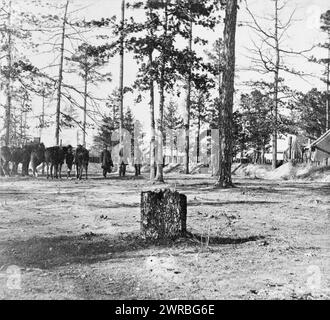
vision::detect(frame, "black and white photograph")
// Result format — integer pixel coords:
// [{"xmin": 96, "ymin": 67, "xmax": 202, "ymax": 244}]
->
[{"xmin": 0, "ymin": 0, "xmax": 329, "ymax": 302}]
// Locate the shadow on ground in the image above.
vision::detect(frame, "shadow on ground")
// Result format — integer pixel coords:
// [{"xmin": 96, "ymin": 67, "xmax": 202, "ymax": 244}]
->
[
  {"xmin": 188, "ymin": 200, "xmax": 278, "ymax": 207},
  {"xmin": 0, "ymin": 232, "xmax": 266, "ymax": 270}
]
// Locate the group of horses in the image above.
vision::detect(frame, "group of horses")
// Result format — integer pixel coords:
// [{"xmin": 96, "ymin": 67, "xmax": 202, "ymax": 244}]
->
[{"xmin": 0, "ymin": 143, "xmax": 89, "ymax": 180}]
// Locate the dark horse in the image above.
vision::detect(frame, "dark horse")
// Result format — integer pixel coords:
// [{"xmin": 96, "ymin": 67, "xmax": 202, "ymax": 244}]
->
[
  {"xmin": 45, "ymin": 145, "xmax": 71, "ymax": 179},
  {"xmin": 30, "ymin": 143, "xmax": 46, "ymax": 177},
  {"xmin": 75, "ymin": 145, "xmax": 89, "ymax": 180}
]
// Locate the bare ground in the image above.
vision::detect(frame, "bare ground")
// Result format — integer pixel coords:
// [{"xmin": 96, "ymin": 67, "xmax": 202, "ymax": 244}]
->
[{"xmin": 0, "ymin": 168, "xmax": 329, "ymax": 300}]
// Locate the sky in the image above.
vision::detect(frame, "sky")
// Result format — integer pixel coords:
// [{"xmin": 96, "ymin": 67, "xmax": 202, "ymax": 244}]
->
[{"xmin": 0, "ymin": 0, "xmax": 329, "ymax": 149}]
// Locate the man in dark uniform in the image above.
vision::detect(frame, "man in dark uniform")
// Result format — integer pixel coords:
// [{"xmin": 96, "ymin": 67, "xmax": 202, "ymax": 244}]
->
[{"xmin": 100, "ymin": 146, "xmax": 113, "ymax": 178}]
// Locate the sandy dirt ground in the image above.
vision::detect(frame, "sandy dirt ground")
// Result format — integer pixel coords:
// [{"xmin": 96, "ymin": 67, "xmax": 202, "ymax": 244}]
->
[{"xmin": 0, "ymin": 166, "xmax": 329, "ymax": 300}]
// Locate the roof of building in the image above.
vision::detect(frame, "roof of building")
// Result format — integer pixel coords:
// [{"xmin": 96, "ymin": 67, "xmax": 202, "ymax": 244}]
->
[{"xmin": 310, "ymin": 130, "xmax": 330, "ymax": 149}]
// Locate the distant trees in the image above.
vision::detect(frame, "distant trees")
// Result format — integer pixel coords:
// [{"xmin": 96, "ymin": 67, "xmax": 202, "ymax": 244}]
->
[
  {"xmin": 291, "ymin": 89, "xmax": 327, "ymax": 139},
  {"xmin": 93, "ymin": 90, "xmax": 120, "ymax": 149},
  {"xmin": 163, "ymin": 99, "xmax": 183, "ymax": 163},
  {"xmin": 29, "ymin": 1, "xmax": 115, "ymax": 146},
  {"xmin": 205, "ymin": 38, "xmax": 225, "ymax": 107},
  {"xmin": 9, "ymin": 88, "xmax": 32, "ymax": 146},
  {"xmin": 0, "ymin": 0, "xmax": 42, "ymax": 146},
  {"xmin": 93, "ymin": 88, "xmax": 135, "ymax": 154},
  {"xmin": 164, "ymin": 100, "xmax": 183, "ymax": 131},
  {"xmin": 66, "ymin": 43, "xmax": 112, "ymax": 146},
  {"xmin": 172, "ymin": 0, "xmax": 216, "ymax": 175},
  {"xmin": 4, "ymin": 0, "xmax": 328, "ymax": 182},
  {"xmin": 236, "ymin": 90, "xmax": 273, "ymax": 162},
  {"xmin": 125, "ymin": 0, "xmax": 217, "ymax": 180},
  {"xmin": 93, "ymin": 116, "xmax": 116, "ymax": 150},
  {"xmin": 312, "ymin": 10, "xmax": 330, "ymax": 131},
  {"xmin": 190, "ymin": 89, "xmax": 211, "ymax": 164}
]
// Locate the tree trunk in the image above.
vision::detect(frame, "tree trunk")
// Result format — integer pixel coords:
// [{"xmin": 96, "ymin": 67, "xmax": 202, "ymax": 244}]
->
[
  {"xmin": 272, "ymin": 0, "xmax": 280, "ymax": 170},
  {"xmin": 83, "ymin": 62, "xmax": 88, "ymax": 148},
  {"xmin": 197, "ymin": 109, "xmax": 201, "ymax": 163},
  {"xmin": 155, "ymin": 1, "xmax": 168, "ymax": 183},
  {"xmin": 5, "ymin": 0, "xmax": 12, "ymax": 147},
  {"xmin": 184, "ymin": 19, "xmax": 193, "ymax": 174},
  {"xmin": 149, "ymin": 8, "xmax": 156, "ymax": 180},
  {"xmin": 155, "ymin": 88, "xmax": 164, "ymax": 182},
  {"xmin": 149, "ymin": 66, "xmax": 156, "ymax": 180},
  {"xmin": 288, "ymin": 136, "xmax": 293, "ymax": 161},
  {"xmin": 216, "ymin": 0, "xmax": 238, "ymax": 188},
  {"xmin": 55, "ymin": 0, "xmax": 69, "ymax": 146},
  {"xmin": 39, "ymin": 90, "xmax": 45, "ymax": 141},
  {"xmin": 217, "ymin": 38, "xmax": 223, "ymax": 175},
  {"xmin": 24, "ymin": 111, "xmax": 27, "ymax": 145},
  {"xmin": 140, "ymin": 189, "xmax": 187, "ymax": 240},
  {"xmin": 20, "ymin": 102, "xmax": 23, "ymax": 146},
  {"xmin": 119, "ymin": 0, "xmax": 125, "ymax": 157},
  {"xmin": 326, "ymin": 33, "xmax": 330, "ymax": 131}
]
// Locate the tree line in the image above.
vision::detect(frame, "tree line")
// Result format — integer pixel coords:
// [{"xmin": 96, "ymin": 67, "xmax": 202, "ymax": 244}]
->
[{"xmin": 0, "ymin": 0, "xmax": 329, "ymax": 186}]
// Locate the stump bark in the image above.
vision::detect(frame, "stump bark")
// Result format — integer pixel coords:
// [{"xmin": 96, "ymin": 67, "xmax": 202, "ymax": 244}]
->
[{"xmin": 140, "ymin": 189, "xmax": 187, "ymax": 240}]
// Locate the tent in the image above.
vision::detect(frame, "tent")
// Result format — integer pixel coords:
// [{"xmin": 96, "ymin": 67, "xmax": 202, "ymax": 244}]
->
[{"xmin": 309, "ymin": 130, "xmax": 330, "ymax": 162}]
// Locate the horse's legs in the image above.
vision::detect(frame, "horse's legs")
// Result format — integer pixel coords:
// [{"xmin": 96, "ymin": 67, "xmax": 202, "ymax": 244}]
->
[
  {"xmin": 46, "ymin": 163, "xmax": 49, "ymax": 179},
  {"xmin": 54, "ymin": 164, "xmax": 59, "ymax": 179},
  {"xmin": 59, "ymin": 164, "xmax": 62, "ymax": 179}
]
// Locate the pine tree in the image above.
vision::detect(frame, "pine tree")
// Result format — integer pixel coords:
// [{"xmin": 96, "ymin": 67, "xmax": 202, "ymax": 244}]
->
[
  {"xmin": 292, "ymin": 89, "xmax": 327, "ymax": 139},
  {"xmin": 66, "ymin": 43, "xmax": 112, "ymax": 147},
  {"xmin": 0, "ymin": 0, "xmax": 43, "ymax": 146},
  {"xmin": 215, "ymin": 0, "xmax": 238, "ymax": 188},
  {"xmin": 320, "ymin": 10, "xmax": 330, "ymax": 131},
  {"xmin": 238, "ymin": 90, "xmax": 273, "ymax": 162},
  {"xmin": 163, "ymin": 99, "xmax": 182, "ymax": 163},
  {"xmin": 191, "ymin": 89, "xmax": 211, "ymax": 163}
]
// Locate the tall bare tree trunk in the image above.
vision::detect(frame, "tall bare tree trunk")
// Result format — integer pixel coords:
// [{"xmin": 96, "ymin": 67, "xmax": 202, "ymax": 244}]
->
[
  {"xmin": 24, "ymin": 110, "xmax": 27, "ymax": 145},
  {"xmin": 119, "ymin": 0, "xmax": 125, "ymax": 167},
  {"xmin": 19, "ymin": 95, "xmax": 27, "ymax": 146},
  {"xmin": 39, "ymin": 89, "xmax": 45, "ymax": 141},
  {"xmin": 184, "ymin": 19, "xmax": 193, "ymax": 174},
  {"xmin": 149, "ymin": 8, "xmax": 156, "ymax": 180},
  {"xmin": 149, "ymin": 52, "xmax": 156, "ymax": 180},
  {"xmin": 55, "ymin": 0, "xmax": 69, "ymax": 146},
  {"xmin": 20, "ymin": 102, "xmax": 24, "ymax": 146},
  {"xmin": 197, "ymin": 105, "xmax": 201, "ymax": 163},
  {"xmin": 216, "ymin": 0, "xmax": 238, "ymax": 188},
  {"xmin": 5, "ymin": 0, "xmax": 12, "ymax": 147},
  {"xmin": 272, "ymin": 0, "xmax": 279, "ymax": 170},
  {"xmin": 216, "ymin": 38, "xmax": 223, "ymax": 177},
  {"xmin": 155, "ymin": 0, "xmax": 169, "ymax": 183},
  {"xmin": 326, "ymin": 32, "xmax": 330, "ymax": 131},
  {"xmin": 83, "ymin": 60, "xmax": 88, "ymax": 148}
]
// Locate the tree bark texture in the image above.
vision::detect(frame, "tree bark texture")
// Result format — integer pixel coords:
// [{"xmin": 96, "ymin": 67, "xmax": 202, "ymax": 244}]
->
[{"xmin": 140, "ymin": 189, "xmax": 187, "ymax": 240}]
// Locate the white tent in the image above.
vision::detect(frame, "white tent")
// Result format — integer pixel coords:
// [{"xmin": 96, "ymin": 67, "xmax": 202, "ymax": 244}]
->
[{"xmin": 309, "ymin": 130, "xmax": 330, "ymax": 162}]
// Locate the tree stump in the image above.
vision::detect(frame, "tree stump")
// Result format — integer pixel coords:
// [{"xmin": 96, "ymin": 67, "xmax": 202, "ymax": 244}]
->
[{"xmin": 140, "ymin": 189, "xmax": 187, "ymax": 240}]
